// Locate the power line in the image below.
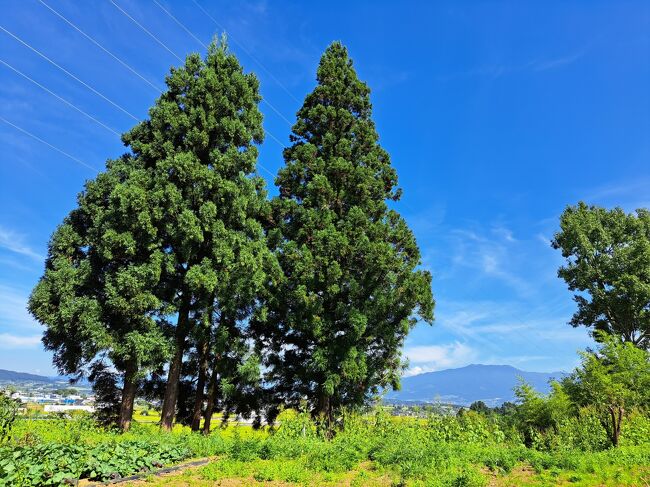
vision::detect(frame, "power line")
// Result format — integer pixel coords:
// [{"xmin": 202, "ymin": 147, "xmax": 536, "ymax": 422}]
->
[
  {"xmin": 0, "ymin": 58, "xmax": 121, "ymax": 136},
  {"xmin": 0, "ymin": 116, "xmax": 99, "ymax": 172},
  {"xmin": 3, "ymin": 5, "xmax": 278, "ymax": 179},
  {"xmin": 151, "ymin": 0, "xmax": 293, "ymax": 129},
  {"xmin": 0, "ymin": 25, "xmax": 140, "ymax": 122},
  {"xmin": 38, "ymin": 0, "xmax": 163, "ymax": 93},
  {"xmin": 261, "ymin": 99, "xmax": 294, "ymax": 127},
  {"xmin": 108, "ymin": 0, "xmax": 183, "ymax": 63},
  {"xmin": 190, "ymin": 0, "xmax": 300, "ymax": 104},
  {"xmin": 152, "ymin": 0, "xmax": 205, "ymax": 49},
  {"xmin": 142, "ymin": 0, "xmax": 285, "ymax": 176},
  {"xmin": 263, "ymin": 130, "xmax": 287, "ymax": 153},
  {"xmin": 2, "ymin": 57, "xmax": 276, "ymax": 177}
]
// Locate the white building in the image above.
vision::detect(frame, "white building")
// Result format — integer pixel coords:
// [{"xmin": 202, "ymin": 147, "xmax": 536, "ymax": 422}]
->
[{"xmin": 44, "ymin": 405, "xmax": 95, "ymax": 413}]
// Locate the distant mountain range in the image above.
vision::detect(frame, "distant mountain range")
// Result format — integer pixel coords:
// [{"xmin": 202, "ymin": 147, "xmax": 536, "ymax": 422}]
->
[
  {"xmin": 385, "ymin": 364, "xmax": 565, "ymax": 407},
  {"xmin": 0, "ymin": 368, "xmax": 53, "ymax": 383},
  {"xmin": 1, "ymin": 364, "xmax": 563, "ymax": 405}
]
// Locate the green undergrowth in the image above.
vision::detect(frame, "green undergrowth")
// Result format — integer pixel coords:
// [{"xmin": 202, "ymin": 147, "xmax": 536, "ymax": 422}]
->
[{"xmin": 0, "ymin": 410, "xmax": 649, "ymax": 486}]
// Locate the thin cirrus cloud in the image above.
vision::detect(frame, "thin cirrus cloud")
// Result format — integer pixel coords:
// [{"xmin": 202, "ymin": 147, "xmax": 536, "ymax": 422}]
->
[
  {"xmin": 0, "ymin": 333, "xmax": 41, "ymax": 348},
  {"xmin": 0, "ymin": 284, "xmax": 38, "ymax": 332},
  {"xmin": 437, "ymin": 47, "xmax": 589, "ymax": 81},
  {"xmin": 0, "ymin": 225, "xmax": 44, "ymax": 262},
  {"xmin": 448, "ymin": 227, "xmax": 535, "ymax": 297}
]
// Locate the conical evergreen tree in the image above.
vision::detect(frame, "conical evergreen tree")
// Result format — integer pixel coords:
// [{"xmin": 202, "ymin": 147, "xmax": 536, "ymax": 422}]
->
[
  {"xmin": 30, "ymin": 38, "xmax": 276, "ymax": 431},
  {"xmin": 121, "ymin": 38, "xmax": 275, "ymax": 430},
  {"xmin": 256, "ymin": 42, "xmax": 434, "ymax": 428}
]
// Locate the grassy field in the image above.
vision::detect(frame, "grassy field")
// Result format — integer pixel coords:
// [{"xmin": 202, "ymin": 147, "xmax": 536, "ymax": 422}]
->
[
  {"xmin": 1, "ymin": 409, "xmax": 649, "ymax": 486},
  {"xmin": 125, "ymin": 450, "xmax": 649, "ymax": 487}
]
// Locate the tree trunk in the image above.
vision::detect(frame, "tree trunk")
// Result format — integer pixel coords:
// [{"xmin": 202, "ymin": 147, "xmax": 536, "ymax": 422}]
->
[
  {"xmin": 609, "ymin": 405, "xmax": 624, "ymax": 447},
  {"xmin": 160, "ymin": 300, "xmax": 191, "ymax": 431},
  {"xmin": 202, "ymin": 366, "xmax": 219, "ymax": 435},
  {"xmin": 118, "ymin": 359, "xmax": 138, "ymax": 432},
  {"xmin": 317, "ymin": 390, "xmax": 333, "ymax": 439},
  {"xmin": 191, "ymin": 338, "xmax": 209, "ymax": 431}
]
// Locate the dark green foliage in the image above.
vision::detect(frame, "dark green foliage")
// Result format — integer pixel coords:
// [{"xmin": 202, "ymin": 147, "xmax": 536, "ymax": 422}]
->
[
  {"xmin": 119, "ymin": 37, "xmax": 275, "ymax": 430},
  {"xmin": 0, "ymin": 440, "xmax": 189, "ymax": 485},
  {"xmin": 553, "ymin": 202, "xmax": 650, "ymax": 348},
  {"xmin": 88, "ymin": 362, "xmax": 122, "ymax": 427},
  {"xmin": 0, "ymin": 393, "xmax": 18, "ymax": 443},
  {"xmin": 469, "ymin": 401, "xmax": 490, "ymax": 415},
  {"xmin": 28, "ymin": 152, "xmax": 170, "ymax": 430},
  {"xmin": 28, "ymin": 38, "xmax": 276, "ymax": 431},
  {"xmin": 256, "ymin": 42, "xmax": 434, "ymax": 424}
]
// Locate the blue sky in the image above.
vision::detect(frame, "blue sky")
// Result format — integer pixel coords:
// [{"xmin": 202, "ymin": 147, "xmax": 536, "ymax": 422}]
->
[{"xmin": 0, "ymin": 0, "xmax": 648, "ymax": 376}]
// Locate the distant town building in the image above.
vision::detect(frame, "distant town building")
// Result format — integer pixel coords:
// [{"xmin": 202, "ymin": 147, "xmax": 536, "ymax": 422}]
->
[{"xmin": 44, "ymin": 405, "xmax": 95, "ymax": 413}]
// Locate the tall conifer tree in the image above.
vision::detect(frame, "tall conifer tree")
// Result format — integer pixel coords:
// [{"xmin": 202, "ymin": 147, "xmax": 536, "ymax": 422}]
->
[
  {"xmin": 30, "ymin": 39, "xmax": 274, "ymax": 431},
  {"xmin": 121, "ymin": 39, "xmax": 273, "ymax": 430},
  {"xmin": 256, "ymin": 42, "xmax": 434, "ymax": 427}
]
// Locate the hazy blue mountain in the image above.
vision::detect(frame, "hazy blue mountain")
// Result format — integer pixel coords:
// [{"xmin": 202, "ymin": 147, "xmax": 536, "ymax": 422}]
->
[
  {"xmin": 0, "ymin": 369, "xmax": 53, "ymax": 383},
  {"xmin": 385, "ymin": 364, "xmax": 564, "ymax": 407}
]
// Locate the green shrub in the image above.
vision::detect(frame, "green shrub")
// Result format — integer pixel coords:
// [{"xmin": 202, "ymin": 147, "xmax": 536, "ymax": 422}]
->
[
  {"xmin": 0, "ymin": 436, "xmax": 189, "ymax": 485},
  {"xmin": 619, "ymin": 410, "xmax": 650, "ymax": 446},
  {"xmin": 450, "ymin": 467, "xmax": 488, "ymax": 487},
  {"xmin": 228, "ymin": 430, "xmax": 264, "ymax": 462},
  {"xmin": 305, "ymin": 438, "xmax": 364, "ymax": 472},
  {"xmin": 0, "ymin": 394, "xmax": 19, "ymax": 443}
]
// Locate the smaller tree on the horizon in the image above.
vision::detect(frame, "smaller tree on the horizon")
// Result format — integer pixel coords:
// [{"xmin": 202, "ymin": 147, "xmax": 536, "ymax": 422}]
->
[
  {"xmin": 552, "ymin": 202, "xmax": 650, "ymax": 349},
  {"xmin": 469, "ymin": 400, "xmax": 490, "ymax": 415}
]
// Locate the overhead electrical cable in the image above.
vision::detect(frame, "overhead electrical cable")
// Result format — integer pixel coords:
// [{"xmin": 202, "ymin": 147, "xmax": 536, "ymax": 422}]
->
[
  {"xmin": 151, "ymin": 0, "xmax": 205, "ymax": 49},
  {"xmin": 0, "ymin": 59, "xmax": 121, "ymax": 136},
  {"xmin": 37, "ymin": 0, "xmax": 163, "ymax": 93},
  {"xmin": 149, "ymin": 0, "xmax": 290, "ymax": 158},
  {"xmin": 0, "ymin": 25, "xmax": 140, "ymax": 122},
  {"xmin": 190, "ymin": 0, "xmax": 300, "ymax": 104},
  {"xmin": 108, "ymin": 0, "xmax": 183, "ymax": 62},
  {"xmin": 0, "ymin": 116, "xmax": 99, "ymax": 172}
]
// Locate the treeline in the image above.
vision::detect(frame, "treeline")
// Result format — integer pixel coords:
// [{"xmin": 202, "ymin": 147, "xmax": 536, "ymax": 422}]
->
[{"xmin": 28, "ymin": 40, "xmax": 434, "ymax": 433}]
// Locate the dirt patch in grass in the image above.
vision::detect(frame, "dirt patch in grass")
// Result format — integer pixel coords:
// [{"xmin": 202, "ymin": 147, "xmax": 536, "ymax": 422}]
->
[{"xmin": 486, "ymin": 465, "xmax": 536, "ymax": 487}]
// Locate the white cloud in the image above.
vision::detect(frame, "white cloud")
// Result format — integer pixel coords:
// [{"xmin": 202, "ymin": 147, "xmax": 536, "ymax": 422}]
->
[
  {"xmin": 449, "ymin": 227, "xmax": 535, "ymax": 297},
  {"xmin": 403, "ymin": 342, "xmax": 477, "ymax": 376},
  {"xmin": 0, "ymin": 285, "xmax": 38, "ymax": 331},
  {"xmin": 0, "ymin": 225, "xmax": 44, "ymax": 262},
  {"xmin": 492, "ymin": 226, "xmax": 516, "ymax": 243},
  {"xmin": 437, "ymin": 48, "xmax": 588, "ymax": 81},
  {"xmin": 430, "ymin": 296, "xmax": 586, "ymax": 351},
  {"xmin": 532, "ymin": 51, "xmax": 585, "ymax": 71},
  {"xmin": 0, "ymin": 333, "xmax": 41, "ymax": 348}
]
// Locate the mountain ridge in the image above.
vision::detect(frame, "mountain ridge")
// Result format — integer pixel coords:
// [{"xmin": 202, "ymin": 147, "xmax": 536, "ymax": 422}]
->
[
  {"xmin": 0, "ymin": 368, "xmax": 53, "ymax": 383},
  {"xmin": 386, "ymin": 363, "xmax": 565, "ymax": 407}
]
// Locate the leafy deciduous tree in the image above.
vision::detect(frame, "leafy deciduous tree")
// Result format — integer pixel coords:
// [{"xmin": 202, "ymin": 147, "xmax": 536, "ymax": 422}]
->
[
  {"xmin": 562, "ymin": 335, "xmax": 650, "ymax": 446},
  {"xmin": 552, "ymin": 202, "xmax": 650, "ymax": 348}
]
